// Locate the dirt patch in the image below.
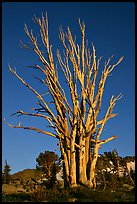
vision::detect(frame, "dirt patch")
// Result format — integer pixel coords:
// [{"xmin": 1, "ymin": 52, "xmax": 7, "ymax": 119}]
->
[{"xmin": 2, "ymin": 184, "xmax": 25, "ymax": 194}]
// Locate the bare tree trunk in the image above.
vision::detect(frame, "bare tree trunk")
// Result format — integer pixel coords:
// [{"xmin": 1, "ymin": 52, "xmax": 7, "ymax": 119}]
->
[
  {"xmin": 6, "ymin": 14, "xmax": 123, "ymax": 189},
  {"xmin": 60, "ymin": 140, "xmax": 70, "ymax": 187},
  {"xmin": 85, "ymin": 137, "xmax": 91, "ymax": 180},
  {"xmin": 89, "ymin": 144, "xmax": 99, "ymax": 188},
  {"xmin": 69, "ymin": 137, "xmax": 77, "ymax": 187},
  {"xmin": 79, "ymin": 137, "xmax": 87, "ymax": 184}
]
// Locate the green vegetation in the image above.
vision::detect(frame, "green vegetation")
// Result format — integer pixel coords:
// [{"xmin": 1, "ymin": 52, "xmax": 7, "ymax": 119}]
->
[
  {"xmin": 11, "ymin": 169, "xmax": 43, "ymax": 181},
  {"xmin": 2, "ymin": 193, "xmax": 31, "ymax": 202},
  {"xmin": 2, "ymin": 170, "xmax": 135, "ymax": 202},
  {"xmin": 2, "ymin": 150, "xmax": 135, "ymax": 202},
  {"xmin": 36, "ymin": 150, "xmax": 61, "ymax": 189},
  {"xmin": 2, "ymin": 185, "xmax": 135, "ymax": 202},
  {"xmin": 10, "ymin": 169, "xmax": 43, "ymax": 189}
]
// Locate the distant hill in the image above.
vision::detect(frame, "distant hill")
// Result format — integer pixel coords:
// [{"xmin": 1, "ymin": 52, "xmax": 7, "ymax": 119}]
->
[
  {"xmin": 2, "ymin": 169, "xmax": 44, "ymax": 194},
  {"xmin": 10, "ymin": 168, "xmax": 43, "ymax": 183}
]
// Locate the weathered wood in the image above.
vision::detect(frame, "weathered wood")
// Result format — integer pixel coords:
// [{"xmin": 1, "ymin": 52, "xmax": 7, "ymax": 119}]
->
[{"xmin": 6, "ymin": 14, "xmax": 123, "ymax": 188}]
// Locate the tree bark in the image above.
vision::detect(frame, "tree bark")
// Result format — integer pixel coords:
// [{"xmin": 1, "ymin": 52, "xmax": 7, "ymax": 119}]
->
[
  {"xmin": 79, "ymin": 138, "xmax": 87, "ymax": 184},
  {"xmin": 6, "ymin": 14, "xmax": 123, "ymax": 189},
  {"xmin": 89, "ymin": 144, "xmax": 99, "ymax": 188},
  {"xmin": 69, "ymin": 137, "xmax": 77, "ymax": 187}
]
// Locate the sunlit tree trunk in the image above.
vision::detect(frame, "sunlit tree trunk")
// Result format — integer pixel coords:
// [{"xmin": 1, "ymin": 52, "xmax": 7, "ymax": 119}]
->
[
  {"xmin": 79, "ymin": 137, "xmax": 87, "ymax": 184},
  {"xmin": 69, "ymin": 137, "xmax": 77, "ymax": 187},
  {"xmin": 5, "ymin": 13, "xmax": 123, "ymax": 188}
]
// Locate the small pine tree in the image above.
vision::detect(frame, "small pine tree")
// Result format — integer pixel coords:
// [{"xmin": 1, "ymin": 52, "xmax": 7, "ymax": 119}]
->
[
  {"xmin": 2, "ymin": 160, "xmax": 11, "ymax": 184},
  {"xmin": 36, "ymin": 151, "xmax": 61, "ymax": 189},
  {"xmin": 36, "ymin": 151, "xmax": 59, "ymax": 178}
]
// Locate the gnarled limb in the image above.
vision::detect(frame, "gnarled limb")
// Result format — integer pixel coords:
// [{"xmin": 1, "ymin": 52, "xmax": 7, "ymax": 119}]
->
[
  {"xmin": 6, "ymin": 14, "xmax": 123, "ymax": 188},
  {"xmin": 4, "ymin": 119, "xmax": 58, "ymax": 138}
]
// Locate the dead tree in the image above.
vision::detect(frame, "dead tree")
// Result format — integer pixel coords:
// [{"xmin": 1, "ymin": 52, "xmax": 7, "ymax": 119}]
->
[{"xmin": 5, "ymin": 13, "xmax": 123, "ymax": 188}]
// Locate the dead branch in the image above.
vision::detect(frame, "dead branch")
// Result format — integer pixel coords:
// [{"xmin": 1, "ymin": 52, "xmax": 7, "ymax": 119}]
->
[
  {"xmin": 8, "ymin": 65, "xmax": 58, "ymax": 124},
  {"xmin": 99, "ymin": 135, "xmax": 118, "ymax": 145},
  {"xmin": 7, "ymin": 13, "xmax": 124, "ymax": 188},
  {"xmin": 95, "ymin": 94, "xmax": 122, "ymax": 141},
  {"xmin": 4, "ymin": 118, "xmax": 58, "ymax": 138}
]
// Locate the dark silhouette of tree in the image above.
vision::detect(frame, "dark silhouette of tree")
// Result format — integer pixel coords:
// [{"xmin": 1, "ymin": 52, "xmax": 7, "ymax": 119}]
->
[{"xmin": 2, "ymin": 160, "xmax": 11, "ymax": 184}]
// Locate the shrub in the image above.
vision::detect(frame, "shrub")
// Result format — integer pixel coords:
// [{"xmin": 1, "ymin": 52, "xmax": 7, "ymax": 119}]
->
[
  {"xmin": 46, "ymin": 186, "xmax": 70, "ymax": 202},
  {"xmin": 30, "ymin": 185, "xmax": 47, "ymax": 202},
  {"xmin": 2, "ymin": 193, "xmax": 31, "ymax": 202}
]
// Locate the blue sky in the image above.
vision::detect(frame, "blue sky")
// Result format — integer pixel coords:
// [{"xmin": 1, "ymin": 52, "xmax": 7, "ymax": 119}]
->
[{"xmin": 2, "ymin": 2, "xmax": 135, "ymax": 174}]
